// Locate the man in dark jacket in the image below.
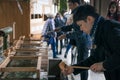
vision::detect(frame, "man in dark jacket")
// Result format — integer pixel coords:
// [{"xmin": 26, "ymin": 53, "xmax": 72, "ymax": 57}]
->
[
  {"xmin": 61, "ymin": 4, "xmax": 120, "ymax": 80},
  {"xmin": 55, "ymin": 0, "xmax": 91, "ymax": 80}
]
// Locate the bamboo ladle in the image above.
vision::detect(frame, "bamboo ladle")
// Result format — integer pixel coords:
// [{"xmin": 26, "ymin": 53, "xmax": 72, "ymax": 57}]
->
[{"xmin": 59, "ymin": 62, "xmax": 89, "ymax": 70}]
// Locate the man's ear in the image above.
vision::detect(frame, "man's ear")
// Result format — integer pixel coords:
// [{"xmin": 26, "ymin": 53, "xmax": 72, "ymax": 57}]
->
[{"xmin": 86, "ymin": 16, "xmax": 94, "ymax": 24}]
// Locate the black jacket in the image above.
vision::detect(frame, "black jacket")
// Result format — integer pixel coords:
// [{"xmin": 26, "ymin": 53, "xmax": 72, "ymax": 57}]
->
[{"xmin": 73, "ymin": 17, "xmax": 120, "ymax": 80}]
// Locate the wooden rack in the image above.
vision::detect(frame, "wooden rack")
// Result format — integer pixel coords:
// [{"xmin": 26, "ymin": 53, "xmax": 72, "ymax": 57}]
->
[{"xmin": 0, "ymin": 36, "xmax": 48, "ymax": 80}]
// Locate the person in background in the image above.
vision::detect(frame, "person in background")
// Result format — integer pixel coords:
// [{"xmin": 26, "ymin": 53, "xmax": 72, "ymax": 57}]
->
[
  {"xmin": 42, "ymin": 14, "xmax": 57, "ymax": 58},
  {"xmin": 61, "ymin": 4, "xmax": 120, "ymax": 80},
  {"xmin": 54, "ymin": 13, "xmax": 66, "ymax": 55},
  {"xmin": 106, "ymin": 1, "xmax": 120, "ymax": 21},
  {"xmin": 64, "ymin": 14, "xmax": 73, "ymax": 58},
  {"xmin": 61, "ymin": 9, "xmax": 69, "ymax": 47},
  {"xmin": 61, "ymin": 9, "xmax": 67, "ymax": 26}
]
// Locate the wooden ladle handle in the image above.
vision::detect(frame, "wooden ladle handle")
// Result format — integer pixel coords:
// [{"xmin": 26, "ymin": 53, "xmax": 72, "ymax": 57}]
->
[{"xmin": 59, "ymin": 62, "xmax": 89, "ymax": 70}]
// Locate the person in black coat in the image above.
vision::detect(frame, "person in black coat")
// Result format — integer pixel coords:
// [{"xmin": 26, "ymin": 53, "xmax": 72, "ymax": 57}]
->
[{"xmin": 61, "ymin": 4, "xmax": 120, "ymax": 80}]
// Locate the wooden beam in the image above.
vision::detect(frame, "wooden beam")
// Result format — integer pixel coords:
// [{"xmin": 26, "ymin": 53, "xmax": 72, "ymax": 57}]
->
[
  {"xmin": 23, "ymin": 38, "xmax": 41, "ymax": 41},
  {"xmin": 23, "ymin": 41, "xmax": 41, "ymax": 43},
  {"xmin": 0, "ymin": 57, "xmax": 10, "ymax": 69},
  {"xmin": 1, "ymin": 67, "xmax": 36, "ymax": 72},
  {"xmin": 37, "ymin": 57, "xmax": 41, "ymax": 70},
  {"xmin": 8, "ymin": 51, "xmax": 16, "ymax": 56},
  {"xmin": 14, "ymin": 39, "xmax": 23, "ymax": 49},
  {"xmin": 16, "ymin": 0, "xmax": 23, "ymax": 15},
  {"xmin": 19, "ymin": 36, "xmax": 25, "ymax": 40},
  {"xmin": 21, "ymin": 43, "xmax": 41, "ymax": 46},
  {"xmin": 10, "ymin": 56, "xmax": 38, "ymax": 60},
  {"xmin": 37, "ymin": 54, "xmax": 48, "ymax": 57},
  {"xmin": 36, "ymin": 57, "xmax": 41, "ymax": 78},
  {"xmin": 15, "ymin": 48, "xmax": 39, "ymax": 52}
]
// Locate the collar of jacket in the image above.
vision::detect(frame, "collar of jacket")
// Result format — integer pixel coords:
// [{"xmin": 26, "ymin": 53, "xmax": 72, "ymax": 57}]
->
[{"xmin": 90, "ymin": 16, "xmax": 102, "ymax": 40}]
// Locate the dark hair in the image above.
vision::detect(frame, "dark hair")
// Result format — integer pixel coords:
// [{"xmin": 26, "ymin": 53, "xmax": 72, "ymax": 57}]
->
[
  {"xmin": 68, "ymin": 0, "xmax": 80, "ymax": 4},
  {"xmin": 55, "ymin": 13, "xmax": 61, "ymax": 18},
  {"xmin": 73, "ymin": 5, "xmax": 99, "ymax": 23},
  {"xmin": 107, "ymin": 1, "xmax": 119, "ymax": 20}
]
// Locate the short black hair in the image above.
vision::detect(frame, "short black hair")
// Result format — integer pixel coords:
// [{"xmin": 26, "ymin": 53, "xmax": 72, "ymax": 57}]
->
[
  {"xmin": 73, "ymin": 5, "xmax": 99, "ymax": 23},
  {"xmin": 68, "ymin": 0, "xmax": 80, "ymax": 4}
]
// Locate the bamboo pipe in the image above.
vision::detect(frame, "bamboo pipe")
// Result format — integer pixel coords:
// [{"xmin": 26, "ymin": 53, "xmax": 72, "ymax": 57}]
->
[{"xmin": 59, "ymin": 62, "xmax": 89, "ymax": 70}]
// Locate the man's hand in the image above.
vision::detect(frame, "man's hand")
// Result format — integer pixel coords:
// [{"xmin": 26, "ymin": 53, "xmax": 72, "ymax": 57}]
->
[
  {"xmin": 90, "ymin": 62, "xmax": 106, "ymax": 72},
  {"xmin": 62, "ymin": 66, "xmax": 74, "ymax": 75},
  {"xmin": 58, "ymin": 34, "xmax": 66, "ymax": 40},
  {"xmin": 59, "ymin": 62, "xmax": 74, "ymax": 75}
]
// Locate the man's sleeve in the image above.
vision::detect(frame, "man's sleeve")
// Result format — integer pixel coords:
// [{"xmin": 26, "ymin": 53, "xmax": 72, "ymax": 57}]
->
[
  {"xmin": 61, "ymin": 24, "xmax": 73, "ymax": 32},
  {"xmin": 103, "ymin": 25, "xmax": 120, "ymax": 71},
  {"xmin": 65, "ymin": 31, "xmax": 83, "ymax": 39},
  {"xmin": 73, "ymin": 46, "xmax": 106, "ymax": 75}
]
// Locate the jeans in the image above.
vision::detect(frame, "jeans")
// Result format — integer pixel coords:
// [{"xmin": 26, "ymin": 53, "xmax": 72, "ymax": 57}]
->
[{"xmin": 47, "ymin": 37, "xmax": 57, "ymax": 58}]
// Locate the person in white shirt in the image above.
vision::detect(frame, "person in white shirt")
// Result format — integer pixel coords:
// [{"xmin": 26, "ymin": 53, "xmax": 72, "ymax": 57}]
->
[{"xmin": 42, "ymin": 14, "xmax": 57, "ymax": 58}]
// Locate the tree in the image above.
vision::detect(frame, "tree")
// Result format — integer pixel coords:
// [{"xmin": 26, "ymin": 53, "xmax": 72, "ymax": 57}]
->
[{"xmin": 59, "ymin": 0, "xmax": 67, "ymax": 14}]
